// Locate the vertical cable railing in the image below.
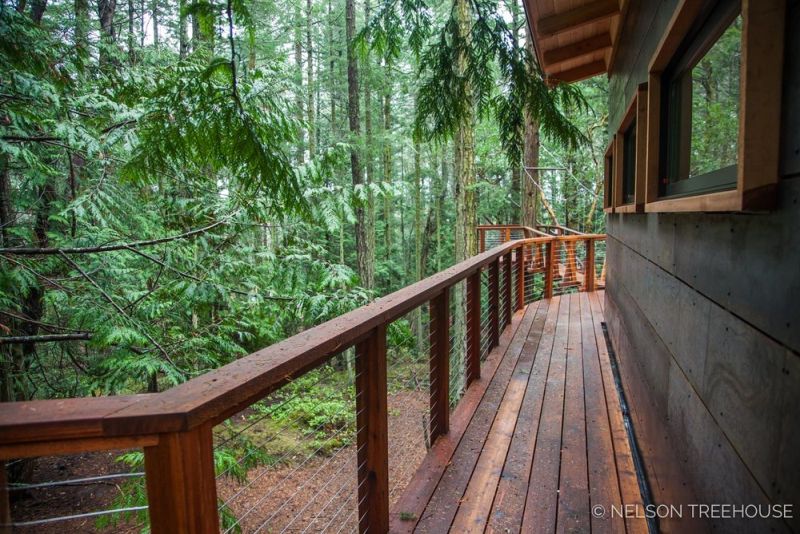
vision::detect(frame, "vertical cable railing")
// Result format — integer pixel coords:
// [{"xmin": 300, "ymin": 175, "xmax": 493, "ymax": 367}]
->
[
  {"xmin": 213, "ymin": 355, "xmax": 359, "ymax": 534},
  {"xmin": 593, "ymin": 238, "xmax": 607, "ymax": 289},
  {"xmin": 386, "ymin": 307, "xmax": 430, "ymax": 508}
]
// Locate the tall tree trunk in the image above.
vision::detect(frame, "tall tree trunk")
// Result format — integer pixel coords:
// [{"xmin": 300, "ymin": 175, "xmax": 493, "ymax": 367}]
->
[
  {"xmin": 382, "ymin": 65, "xmax": 392, "ymax": 255},
  {"xmin": 509, "ymin": 0, "xmax": 521, "ymax": 223},
  {"xmin": 522, "ymin": 117, "xmax": 539, "ymax": 227},
  {"xmin": 453, "ymin": 0, "xmax": 476, "ymax": 263},
  {"xmin": 29, "ymin": 0, "xmax": 46, "ymax": 23},
  {"xmin": 364, "ymin": 0, "xmax": 376, "ymax": 289},
  {"xmin": 412, "ymin": 137, "xmax": 424, "ymax": 354},
  {"xmin": 295, "ymin": 2, "xmax": 305, "ymax": 163},
  {"xmin": 420, "ymin": 159, "xmax": 447, "ymax": 276},
  {"xmin": 13, "ymin": 182, "xmax": 55, "ymax": 403},
  {"xmin": 306, "ymin": 0, "xmax": 315, "ymax": 158},
  {"xmin": 127, "ymin": 0, "xmax": 135, "ymax": 63},
  {"xmin": 452, "ymin": 0, "xmax": 476, "ymax": 398},
  {"xmin": 327, "ymin": 0, "xmax": 336, "ymax": 135},
  {"xmin": 192, "ymin": 11, "xmax": 199, "ymax": 51},
  {"xmin": 0, "ymin": 157, "xmax": 18, "ymax": 405},
  {"xmin": 178, "ymin": 0, "xmax": 188, "ymax": 58},
  {"xmin": 315, "ymin": 45, "xmax": 322, "ymax": 149},
  {"xmin": 152, "ymin": 0, "xmax": 159, "ymax": 47},
  {"xmin": 98, "ymin": 0, "xmax": 117, "ymax": 65},
  {"xmin": 192, "ymin": 0, "xmax": 212, "ymax": 54},
  {"xmin": 437, "ymin": 147, "xmax": 448, "ymax": 271},
  {"xmin": 345, "ymin": 0, "xmax": 373, "ymax": 289},
  {"xmin": 522, "ymin": 27, "xmax": 539, "ymax": 228},
  {"xmin": 75, "ymin": 0, "xmax": 89, "ymax": 62},
  {"xmin": 0, "ymin": 157, "xmax": 10, "ymax": 248}
]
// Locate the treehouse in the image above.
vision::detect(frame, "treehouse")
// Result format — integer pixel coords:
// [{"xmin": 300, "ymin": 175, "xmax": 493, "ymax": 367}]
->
[{"xmin": 0, "ymin": 0, "xmax": 797, "ymax": 533}]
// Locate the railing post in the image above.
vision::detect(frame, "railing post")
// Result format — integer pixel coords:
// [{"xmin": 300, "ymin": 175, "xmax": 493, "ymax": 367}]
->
[
  {"xmin": 544, "ymin": 240, "xmax": 555, "ymax": 299},
  {"xmin": 356, "ymin": 325, "xmax": 389, "ymax": 534},
  {"xmin": 504, "ymin": 227, "xmax": 511, "ymax": 243},
  {"xmin": 489, "ymin": 259, "xmax": 500, "ymax": 348},
  {"xmin": 503, "ymin": 251, "xmax": 512, "ymax": 326},
  {"xmin": 144, "ymin": 423, "xmax": 219, "ymax": 534},
  {"xmin": 584, "ymin": 238, "xmax": 595, "ymax": 292},
  {"xmin": 1, "ymin": 462, "xmax": 10, "ymax": 534},
  {"xmin": 516, "ymin": 245, "xmax": 525, "ymax": 310},
  {"xmin": 429, "ymin": 289, "xmax": 450, "ymax": 443},
  {"xmin": 479, "ymin": 229, "xmax": 486, "ymax": 253},
  {"xmin": 466, "ymin": 271, "xmax": 482, "ymax": 384}
]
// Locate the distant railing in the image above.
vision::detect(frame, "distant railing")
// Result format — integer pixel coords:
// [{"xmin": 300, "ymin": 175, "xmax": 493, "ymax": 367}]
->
[
  {"xmin": 0, "ymin": 227, "xmax": 605, "ymax": 533},
  {"xmin": 478, "ymin": 224, "xmax": 606, "ymax": 298}
]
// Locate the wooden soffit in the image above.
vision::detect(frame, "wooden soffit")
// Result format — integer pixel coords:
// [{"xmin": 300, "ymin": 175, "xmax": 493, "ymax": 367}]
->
[{"xmin": 523, "ymin": 0, "xmax": 626, "ymax": 84}]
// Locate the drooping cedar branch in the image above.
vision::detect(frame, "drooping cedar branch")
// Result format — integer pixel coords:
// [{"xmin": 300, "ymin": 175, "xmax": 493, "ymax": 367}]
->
[
  {"xmin": 0, "ymin": 220, "xmax": 225, "ymax": 255},
  {"xmin": 57, "ymin": 251, "xmax": 181, "ymax": 371},
  {"xmin": 0, "ymin": 333, "xmax": 92, "ymax": 344},
  {"xmin": 122, "ymin": 245, "xmax": 294, "ymax": 301}
]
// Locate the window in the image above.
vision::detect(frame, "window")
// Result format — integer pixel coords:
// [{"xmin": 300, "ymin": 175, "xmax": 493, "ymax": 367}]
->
[
  {"xmin": 603, "ymin": 137, "xmax": 615, "ymax": 213},
  {"xmin": 644, "ymin": 0, "xmax": 786, "ymax": 212},
  {"xmin": 622, "ymin": 120, "xmax": 637, "ymax": 204},
  {"xmin": 613, "ymin": 83, "xmax": 647, "ymax": 212},
  {"xmin": 661, "ymin": 3, "xmax": 741, "ymax": 198}
]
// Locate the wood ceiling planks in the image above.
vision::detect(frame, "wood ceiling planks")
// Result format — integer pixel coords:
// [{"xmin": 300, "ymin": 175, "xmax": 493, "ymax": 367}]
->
[{"xmin": 524, "ymin": 0, "xmax": 624, "ymax": 84}]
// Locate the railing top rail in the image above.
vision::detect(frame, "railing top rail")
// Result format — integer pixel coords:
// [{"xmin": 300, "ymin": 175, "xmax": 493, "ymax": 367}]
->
[
  {"xmin": 478, "ymin": 224, "xmax": 595, "ymax": 238},
  {"xmin": 1, "ymin": 235, "xmax": 576, "ymax": 450},
  {"xmin": 476, "ymin": 224, "xmax": 557, "ymax": 238},
  {"xmin": 536, "ymin": 224, "xmax": 586, "ymax": 235}
]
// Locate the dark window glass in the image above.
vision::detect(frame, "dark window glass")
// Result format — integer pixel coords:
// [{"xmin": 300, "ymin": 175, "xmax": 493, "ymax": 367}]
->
[
  {"xmin": 622, "ymin": 120, "xmax": 636, "ymax": 205},
  {"xmin": 661, "ymin": 2, "xmax": 741, "ymax": 198}
]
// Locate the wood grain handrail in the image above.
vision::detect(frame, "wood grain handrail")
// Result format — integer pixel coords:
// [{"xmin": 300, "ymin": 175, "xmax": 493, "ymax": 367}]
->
[{"xmin": 0, "ymin": 236, "xmax": 557, "ymax": 451}]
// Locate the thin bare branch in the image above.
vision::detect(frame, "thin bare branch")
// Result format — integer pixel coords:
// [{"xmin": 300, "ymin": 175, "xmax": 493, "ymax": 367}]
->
[
  {"xmin": 0, "ymin": 333, "xmax": 92, "ymax": 345},
  {"xmin": 0, "ymin": 220, "xmax": 226, "ymax": 256}
]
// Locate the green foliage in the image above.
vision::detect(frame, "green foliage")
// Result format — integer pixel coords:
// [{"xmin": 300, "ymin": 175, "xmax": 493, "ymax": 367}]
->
[
  {"xmin": 410, "ymin": 0, "xmax": 587, "ymax": 164},
  {"xmin": 258, "ymin": 367, "xmax": 356, "ymax": 451},
  {"xmin": 123, "ymin": 58, "xmax": 307, "ymax": 217}
]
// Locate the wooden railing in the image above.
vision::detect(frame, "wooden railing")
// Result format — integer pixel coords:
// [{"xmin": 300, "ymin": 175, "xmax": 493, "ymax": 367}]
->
[
  {"xmin": 0, "ymin": 227, "xmax": 605, "ymax": 533},
  {"xmin": 478, "ymin": 224, "xmax": 606, "ymax": 297}
]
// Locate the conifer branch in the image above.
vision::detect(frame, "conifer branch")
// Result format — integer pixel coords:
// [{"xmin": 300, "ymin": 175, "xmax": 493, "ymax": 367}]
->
[{"xmin": 57, "ymin": 252, "xmax": 181, "ymax": 372}]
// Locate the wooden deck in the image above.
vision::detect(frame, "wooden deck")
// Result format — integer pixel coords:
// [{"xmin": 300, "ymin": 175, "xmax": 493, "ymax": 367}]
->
[{"xmin": 392, "ymin": 291, "xmax": 648, "ymax": 534}]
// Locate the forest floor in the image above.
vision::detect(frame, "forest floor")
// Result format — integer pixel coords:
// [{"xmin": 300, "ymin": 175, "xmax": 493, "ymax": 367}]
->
[{"xmin": 10, "ymin": 389, "xmax": 429, "ymax": 533}]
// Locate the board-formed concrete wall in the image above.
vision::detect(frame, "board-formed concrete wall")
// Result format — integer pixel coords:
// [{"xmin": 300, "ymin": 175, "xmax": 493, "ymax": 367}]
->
[{"xmin": 605, "ymin": 1, "xmax": 800, "ymax": 532}]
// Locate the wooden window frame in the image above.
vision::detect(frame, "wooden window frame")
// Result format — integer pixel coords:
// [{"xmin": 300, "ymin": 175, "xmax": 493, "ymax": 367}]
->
[
  {"xmin": 603, "ymin": 136, "xmax": 615, "ymax": 213},
  {"xmin": 644, "ymin": 0, "xmax": 786, "ymax": 213},
  {"xmin": 613, "ymin": 83, "xmax": 648, "ymax": 213}
]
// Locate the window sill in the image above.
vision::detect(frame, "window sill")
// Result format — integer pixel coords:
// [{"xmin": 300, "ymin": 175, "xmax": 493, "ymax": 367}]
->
[
  {"xmin": 615, "ymin": 203, "xmax": 643, "ymax": 214},
  {"xmin": 644, "ymin": 189, "xmax": 740, "ymax": 213}
]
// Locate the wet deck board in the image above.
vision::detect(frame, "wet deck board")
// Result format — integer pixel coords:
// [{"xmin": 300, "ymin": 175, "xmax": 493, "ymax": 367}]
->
[{"xmin": 392, "ymin": 291, "xmax": 647, "ymax": 534}]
